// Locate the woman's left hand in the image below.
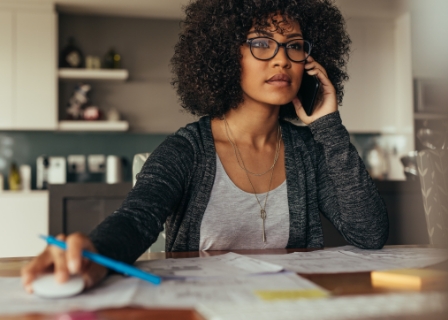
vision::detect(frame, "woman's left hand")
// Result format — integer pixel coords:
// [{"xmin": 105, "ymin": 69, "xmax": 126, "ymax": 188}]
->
[{"xmin": 292, "ymin": 56, "xmax": 338, "ymax": 125}]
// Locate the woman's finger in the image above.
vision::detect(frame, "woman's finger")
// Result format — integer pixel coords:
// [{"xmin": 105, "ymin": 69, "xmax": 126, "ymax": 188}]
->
[
  {"xmin": 306, "ymin": 67, "xmax": 328, "ymax": 79},
  {"xmin": 66, "ymin": 233, "xmax": 94, "ymax": 275},
  {"xmin": 305, "ymin": 62, "xmax": 327, "ymax": 76},
  {"xmin": 82, "ymin": 262, "xmax": 108, "ymax": 290},
  {"xmin": 305, "ymin": 57, "xmax": 329, "ymax": 78},
  {"xmin": 305, "ymin": 68, "xmax": 334, "ymax": 94},
  {"xmin": 51, "ymin": 234, "xmax": 70, "ymax": 283},
  {"xmin": 21, "ymin": 250, "xmax": 52, "ymax": 293}
]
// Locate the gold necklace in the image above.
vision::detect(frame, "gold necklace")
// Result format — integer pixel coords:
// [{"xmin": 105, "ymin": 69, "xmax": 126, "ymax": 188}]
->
[
  {"xmin": 222, "ymin": 117, "xmax": 280, "ymax": 243},
  {"xmin": 223, "ymin": 117, "xmax": 282, "ymax": 176}
]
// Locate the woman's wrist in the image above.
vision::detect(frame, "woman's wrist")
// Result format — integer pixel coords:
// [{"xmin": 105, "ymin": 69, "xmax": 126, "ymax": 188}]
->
[{"xmin": 308, "ymin": 111, "xmax": 342, "ymax": 133}]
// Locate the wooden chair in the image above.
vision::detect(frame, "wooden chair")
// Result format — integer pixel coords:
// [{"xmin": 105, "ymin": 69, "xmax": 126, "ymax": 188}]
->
[{"xmin": 417, "ymin": 149, "xmax": 448, "ymax": 246}]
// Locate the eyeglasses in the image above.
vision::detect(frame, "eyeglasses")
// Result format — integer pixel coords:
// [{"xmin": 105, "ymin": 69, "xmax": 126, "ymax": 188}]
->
[{"xmin": 245, "ymin": 37, "xmax": 312, "ymax": 63}]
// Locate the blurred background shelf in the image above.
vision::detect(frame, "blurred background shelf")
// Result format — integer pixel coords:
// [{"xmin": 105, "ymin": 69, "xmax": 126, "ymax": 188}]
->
[
  {"xmin": 58, "ymin": 68, "xmax": 129, "ymax": 81},
  {"xmin": 414, "ymin": 113, "xmax": 448, "ymax": 120},
  {"xmin": 58, "ymin": 120, "xmax": 129, "ymax": 131}
]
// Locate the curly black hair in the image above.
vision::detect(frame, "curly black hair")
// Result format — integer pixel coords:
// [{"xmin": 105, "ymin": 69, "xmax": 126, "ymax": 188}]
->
[{"xmin": 171, "ymin": 0, "xmax": 351, "ymax": 120}]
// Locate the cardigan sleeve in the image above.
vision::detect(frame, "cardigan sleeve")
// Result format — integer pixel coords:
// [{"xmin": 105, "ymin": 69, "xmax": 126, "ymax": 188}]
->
[
  {"xmin": 89, "ymin": 134, "xmax": 194, "ymax": 264},
  {"xmin": 308, "ymin": 111, "xmax": 389, "ymax": 249}
]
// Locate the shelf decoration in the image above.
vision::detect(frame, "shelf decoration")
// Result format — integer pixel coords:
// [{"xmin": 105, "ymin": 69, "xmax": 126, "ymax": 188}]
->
[
  {"xmin": 58, "ymin": 121, "xmax": 129, "ymax": 132},
  {"xmin": 58, "ymin": 68, "xmax": 129, "ymax": 81}
]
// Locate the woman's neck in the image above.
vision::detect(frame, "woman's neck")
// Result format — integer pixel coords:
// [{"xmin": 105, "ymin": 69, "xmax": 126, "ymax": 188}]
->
[{"xmin": 223, "ymin": 101, "xmax": 280, "ymax": 150}]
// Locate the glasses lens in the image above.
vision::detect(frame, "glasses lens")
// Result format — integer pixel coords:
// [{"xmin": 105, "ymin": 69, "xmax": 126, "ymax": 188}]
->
[
  {"xmin": 250, "ymin": 38, "xmax": 277, "ymax": 60},
  {"xmin": 286, "ymin": 39, "xmax": 311, "ymax": 62}
]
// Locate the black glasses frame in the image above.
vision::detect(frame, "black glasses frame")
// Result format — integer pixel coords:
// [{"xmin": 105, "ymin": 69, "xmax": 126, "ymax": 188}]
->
[{"xmin": 245, "ymin": 37, "xmax": 313, "ymax": 63}]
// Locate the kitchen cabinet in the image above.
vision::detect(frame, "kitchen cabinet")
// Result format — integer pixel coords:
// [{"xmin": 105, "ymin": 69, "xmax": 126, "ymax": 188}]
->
[
  {"xmin": 0, "ymin": 191, "xmax": 49, "ymax": 258},
  {"xmin": 0, "ymin": 3, "xmax": 57, "ymax": 130},
  {"xmin": 49, "ymin": 183, "xmax": 132, "ymax": 235},
  {"xmin": 0, "ymin": 10, "xmax": 13, "ymax": 128},
  {"xmin": 339, "ymin": 13, "xmax": 413, "ymax": 136}
]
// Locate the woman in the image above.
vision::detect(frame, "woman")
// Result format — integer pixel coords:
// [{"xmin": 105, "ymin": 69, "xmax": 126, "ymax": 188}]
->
[{"xmin": 22, "ymin": 0, "xmax": 388, "ymax": 292}]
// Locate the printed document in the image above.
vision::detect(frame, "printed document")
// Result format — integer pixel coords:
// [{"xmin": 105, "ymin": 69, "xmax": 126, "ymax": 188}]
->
[
  {"xmin": 0, "ymin": 273, "xmax": 325, "ymax": 315},
  {"xmin": 135, "ymin": 252, "xmax": 283, "ymax": 277},
  {"xmin": 249, "ymin": 247, "xmax": 448, "ymax": 273},
  {"xmin": 196, "ymin": 291, "xmax": 448, "ymax": 320},
  {"xmin": 133, "ymin": 272, "xmax": 328, "ymax": 308}
]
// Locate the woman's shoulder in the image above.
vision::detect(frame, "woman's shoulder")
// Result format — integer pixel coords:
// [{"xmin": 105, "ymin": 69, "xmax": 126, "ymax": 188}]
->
[
  {"xmin": 173, "ymin": 116, "xmax": 213, "ymax": 149},
  {"xmin": 154, "ymin": 116, "xmax": 212, "ymax": 158}
]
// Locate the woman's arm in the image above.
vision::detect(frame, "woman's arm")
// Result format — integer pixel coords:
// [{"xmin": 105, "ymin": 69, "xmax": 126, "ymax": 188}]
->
[
  {"xmin": 293, "ymin": 56, "xmax": 388, "ymax": 249},
  {"xmin": 89, "ymin": 134, "xmax": 194, "ymax": 264},
  {"xmin": 309, "ymin": 111, "xmax": 389, "ymax": 249}
]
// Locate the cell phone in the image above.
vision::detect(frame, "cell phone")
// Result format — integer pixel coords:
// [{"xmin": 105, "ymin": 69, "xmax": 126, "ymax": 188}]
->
[{"xmin": 297, "ymin": 73, "xmax": 320, "ymax": 116}]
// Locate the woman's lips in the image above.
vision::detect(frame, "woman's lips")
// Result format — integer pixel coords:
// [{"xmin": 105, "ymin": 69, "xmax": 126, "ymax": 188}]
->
[
  {"xmin": 266, "ymin": 80, "xmax": 291, "ymax": 87},
  {"xmin": 266, "ymin": 74, "xmax": 291, "ymax": 87}
]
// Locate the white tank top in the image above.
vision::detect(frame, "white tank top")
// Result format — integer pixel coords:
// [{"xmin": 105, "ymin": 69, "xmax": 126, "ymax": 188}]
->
[{"xmin": 199, "ymin": 154, "xmax": 290, "ymax": 250}]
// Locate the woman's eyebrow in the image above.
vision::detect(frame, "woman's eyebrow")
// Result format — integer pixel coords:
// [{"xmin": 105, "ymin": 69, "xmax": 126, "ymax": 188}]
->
[
  {"xmin": 286, "ymin": 33, "xmax": 303, "ymax": 39},
  {"xmin": 247, "ymin": 30, "xmax": 303, "ymax": 38}
]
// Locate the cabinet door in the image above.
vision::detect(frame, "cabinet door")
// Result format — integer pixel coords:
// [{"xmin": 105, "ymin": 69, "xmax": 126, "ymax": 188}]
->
[
  {"xmin": 15, "ymin": 10, "xmax": 57, "ymax": 130},
  {"xmin": 0, "ymin": 192, "xmax": 48, "ymax": 258},
  {"xmin": 340, "ymin": 19, "xmax": 396, "ymax": 133},
  {"xmin": 0, "ymin": 10, "xmax": 14, "ymax": 129}
]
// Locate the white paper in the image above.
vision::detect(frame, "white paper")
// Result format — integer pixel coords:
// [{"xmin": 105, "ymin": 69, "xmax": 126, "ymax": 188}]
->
[
  {"xmin": 248, "ymin": 247, "xmax": 448, "ymax": 273},
  {"xmin": 0, "ymin": 272, "xmax": 325, "ymax": 315},
  {"xmin": 326, "ymin": 245, "xmax": 448, "ymax": 268},
  {"xmin": 196, "ymin": 291, "xmax": 448, "ymax": 320},
  {"xmin": 0, "ymin": 275, "xmax": 140, "ymax": 316},
  {"xmin": 133, "ymin": 272, "xmax": 326, "ymax": 308},
  {"xmin": 135, "ymin": 252, "xmax": 283, "ymax": 278}
]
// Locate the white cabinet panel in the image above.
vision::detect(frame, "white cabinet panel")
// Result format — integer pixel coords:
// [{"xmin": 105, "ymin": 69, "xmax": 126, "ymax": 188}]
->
[
  {"xmin": 340, "ymin": 15, "xmax": 413, "ymax": 136},
  {"xmin": 341, "ymin": 19, "xmax": 396, "ymax": 133},
  {"xmin": 0, "ymin": 10, "xmax": 14, "ymax": 129},
  {"xmin": 0, "ymin": 191, "xmax": 48, "ymax": 258},
  {"xmin": 15, "ymin": 10, "xmax": 57, "ymax": 130}
]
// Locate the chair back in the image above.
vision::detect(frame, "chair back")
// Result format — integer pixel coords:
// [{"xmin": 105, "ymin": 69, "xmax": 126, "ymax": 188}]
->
[{"xmin": 417, "ymin": 149, "xmax": 448, "ymax": 246}]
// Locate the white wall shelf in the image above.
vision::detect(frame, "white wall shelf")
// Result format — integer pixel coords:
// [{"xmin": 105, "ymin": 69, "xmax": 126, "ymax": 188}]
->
[
  {"xmin": 58, "ymin": 68, "xmax": 129, "ymax": 81},
  {"xmin": 58, "ymin": 120, "xmax": 129, "ymax": 132}
]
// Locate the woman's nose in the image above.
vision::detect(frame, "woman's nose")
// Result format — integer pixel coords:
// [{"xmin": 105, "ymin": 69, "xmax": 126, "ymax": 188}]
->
[{"xmin": 271, "ymin": 45, "xmax": 291, "ymax": 68}]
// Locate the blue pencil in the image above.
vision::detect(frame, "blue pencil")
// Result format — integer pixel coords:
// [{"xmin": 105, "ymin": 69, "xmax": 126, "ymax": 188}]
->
[{"xmin": 39, "ymin": 235, "xmax": 161, "ymax": 285}]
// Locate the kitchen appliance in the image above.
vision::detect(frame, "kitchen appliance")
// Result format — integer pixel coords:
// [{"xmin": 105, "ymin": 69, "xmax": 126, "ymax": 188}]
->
[
  {"xmin": 19, "ymin": 165, "xmax": 31, "ymax": 191},
  {"xmin": 37, "ymin": 156, "xmax": 66, "ymax": 189},
  {"xmin": 400, "ymin": 151, "xmax": 419, "ymax": 180},
  {"xmin": 106, "ymin": 155, "xmax": 123, "ymax": 184}
]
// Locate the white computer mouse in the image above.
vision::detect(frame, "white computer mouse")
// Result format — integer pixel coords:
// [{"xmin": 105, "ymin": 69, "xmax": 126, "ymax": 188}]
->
[{"xmin": 32, "ymin": 274, "xmax": 84, "ymax": 299}]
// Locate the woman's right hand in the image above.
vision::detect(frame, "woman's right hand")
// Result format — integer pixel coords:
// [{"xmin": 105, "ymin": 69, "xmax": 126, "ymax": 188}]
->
[{"xmin": 21, "ymin": 233, "xmax": 108, "ymax": 293}]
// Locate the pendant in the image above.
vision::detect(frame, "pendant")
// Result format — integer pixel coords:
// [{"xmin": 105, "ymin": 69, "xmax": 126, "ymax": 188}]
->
[{"xmin": 260, "ymin": 209, "xmax": 267, "ymax": 243}]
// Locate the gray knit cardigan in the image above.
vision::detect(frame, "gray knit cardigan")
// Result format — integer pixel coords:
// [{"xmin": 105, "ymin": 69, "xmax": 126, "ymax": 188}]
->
[{"xmin": 90, "ymin": 111, "xmax": 389, "ymax": 264}]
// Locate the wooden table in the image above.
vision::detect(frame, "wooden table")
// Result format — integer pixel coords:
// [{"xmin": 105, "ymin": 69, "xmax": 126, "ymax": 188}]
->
[{"xmin": 1, "ymin": 246, "xmax": 447, "ymax": 320}]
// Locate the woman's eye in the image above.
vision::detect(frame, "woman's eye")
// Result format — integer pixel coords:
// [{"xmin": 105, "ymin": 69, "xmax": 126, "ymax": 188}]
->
[
  {"xmin": 252, "ymin": 40, "xmax": 270, "ymax": 48},
  {"xmin": 288, "ymin": 42, "xmax": 303, "ymax": 51}
]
